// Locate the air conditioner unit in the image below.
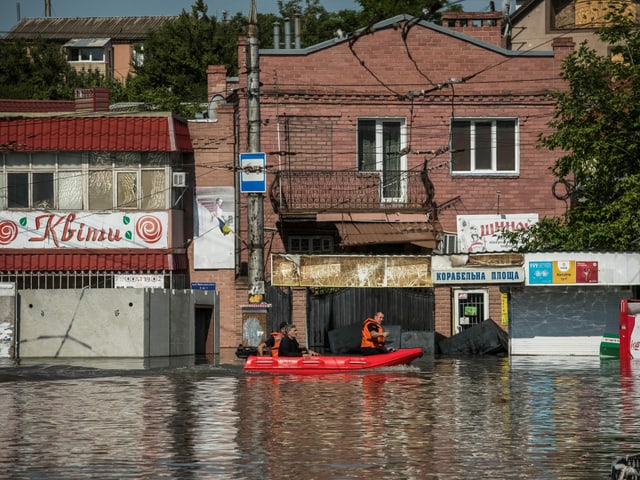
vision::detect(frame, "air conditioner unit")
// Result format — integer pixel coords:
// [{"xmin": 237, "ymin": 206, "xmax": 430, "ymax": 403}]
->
[{"xmin": 172, "ymin": 172, "xmax": 188, "ymax": 188}]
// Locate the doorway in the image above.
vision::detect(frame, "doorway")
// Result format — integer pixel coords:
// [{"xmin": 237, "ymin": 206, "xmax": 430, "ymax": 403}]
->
[
  {"xmin": 453, "ymin": 289, "xmax": 488, "ymax": 333},
  {"xmin": 195, "ymin": 307, "xmax": 213, "ymax": 355}
]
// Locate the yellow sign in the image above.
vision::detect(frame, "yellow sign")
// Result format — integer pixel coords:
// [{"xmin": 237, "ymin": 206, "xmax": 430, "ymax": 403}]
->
[
  {"xmin": 501, "ymin": 292, "xmax": 509, "ymax": 326},
  {"xmin": 552, "ymin": 260, "xmax": 576, "ymax": 284}
]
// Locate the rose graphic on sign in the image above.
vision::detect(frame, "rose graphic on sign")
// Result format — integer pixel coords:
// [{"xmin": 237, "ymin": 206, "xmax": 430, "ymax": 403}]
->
[
  {"xmin": 135, "ymin": 215, "xmax": 163, "ymax": 244},
  {"xmin": 0, "ymin": 220, "xmax": 18, "ymax": 245}
]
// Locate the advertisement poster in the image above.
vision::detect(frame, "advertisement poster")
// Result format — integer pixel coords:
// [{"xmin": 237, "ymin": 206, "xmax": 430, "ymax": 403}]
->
[
  {"xmin": 457, "ymin": 214, "xmax": 538, "ymax": 253},
  {"xmin": 528, "ymin": 260, "xmax": 599, "ymax": 285},
  {"xmin": 193, "ymin": 186, "xmax": 235, "ymax": 269}
]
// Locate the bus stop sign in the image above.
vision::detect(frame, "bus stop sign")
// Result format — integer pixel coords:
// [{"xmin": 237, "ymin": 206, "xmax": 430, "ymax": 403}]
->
[{"xmin": 240, "ymin": 152, "xmax": 266, "ymax": 193}]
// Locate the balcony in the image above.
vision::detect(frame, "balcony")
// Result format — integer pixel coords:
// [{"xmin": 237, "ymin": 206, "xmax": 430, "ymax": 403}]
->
[{"xmin": 269, "ymin": 170, "xmax": 434, "ymax": 215}]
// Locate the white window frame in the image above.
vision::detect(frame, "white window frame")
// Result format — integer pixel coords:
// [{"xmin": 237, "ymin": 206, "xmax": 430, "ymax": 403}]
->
[
  {"xmin": 450, "ymin": 118, "xmax": 519, "ymax": 175},
  {"xmin": 357, "ymin": 117, "xmax": 408, "ymax": 202}
]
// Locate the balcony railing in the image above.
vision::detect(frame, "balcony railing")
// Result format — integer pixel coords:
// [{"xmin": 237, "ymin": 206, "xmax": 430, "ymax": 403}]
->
[{"xmin": 269, "ymin": 170, "xmax": 434, "ymax": 214}]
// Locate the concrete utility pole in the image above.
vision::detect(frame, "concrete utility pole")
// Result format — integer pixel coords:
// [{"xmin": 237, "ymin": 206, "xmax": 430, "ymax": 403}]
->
[{"xmin": 246, "ymin": 0, "xmax": 265, "ymax": 303}]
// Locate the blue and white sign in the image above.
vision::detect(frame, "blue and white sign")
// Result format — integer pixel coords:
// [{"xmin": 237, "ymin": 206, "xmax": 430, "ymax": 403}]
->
[
  {"xmin": 191, "ymin": 282, "xmax": 217, "ymax": 291},
  {"xmin": 240, "ymin": 152, "xmax": 266, "ymax": 193},
  {"xmin": 432, "ymin": 268, "xmax": 524, "ymax": 284}
]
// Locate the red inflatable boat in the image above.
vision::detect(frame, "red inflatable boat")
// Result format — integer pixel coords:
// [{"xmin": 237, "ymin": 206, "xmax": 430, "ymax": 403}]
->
[{"xmin": 243, "ymin": 347, "xmax": 423, "ymax": 375}]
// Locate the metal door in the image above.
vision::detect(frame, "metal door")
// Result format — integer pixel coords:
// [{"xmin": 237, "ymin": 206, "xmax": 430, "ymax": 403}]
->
[{"xmin": 453, "ymin": 289, "xmax": 488, "ymax": 333}]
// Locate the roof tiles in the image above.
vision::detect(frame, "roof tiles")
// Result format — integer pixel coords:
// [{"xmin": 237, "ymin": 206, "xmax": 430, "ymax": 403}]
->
[{"xmin": 0, "ymin": 116, "xmax": 192, "ymax": 152}]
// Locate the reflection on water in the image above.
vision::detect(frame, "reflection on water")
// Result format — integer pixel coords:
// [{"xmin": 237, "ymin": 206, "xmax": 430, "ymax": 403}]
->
[{"xmin": 0, "ymin": 354, "xmax": 639, "ymax": 479}]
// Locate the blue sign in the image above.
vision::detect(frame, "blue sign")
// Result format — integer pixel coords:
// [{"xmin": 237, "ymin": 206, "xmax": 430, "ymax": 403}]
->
[
  {"xmin": 240, "ymin": 152, "xmax": 266, "ymax": 193},
  {"xmin": 528, "ymin": 261, "xmax": 553, "ymax": 285},
  {"xmin": 191, "ymin": 282, "xmax": 217, "ymax": 291}
]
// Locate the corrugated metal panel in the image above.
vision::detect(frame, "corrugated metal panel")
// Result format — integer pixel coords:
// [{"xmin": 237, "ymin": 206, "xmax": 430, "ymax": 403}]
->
[
  {"xmin": 336, "ymin": 221, "xmax": 439, "ymax": 247},
  {"xmin": 264, "ymin": 283, "xmax": 292, "ymax": 331},
  {"xmin": 509, "ymin": 285, "xmax": 628, "ymax": 356},
  {"xmin": 307, "ymin": 287, "xmax": 434, "ymax": 350},
  {"xmin": 64, "ymin": 38, "xmax": 111, "ymax": 47},
  {"xmin": 0, "ymin": 116, "xmax": 193, "ymax": 152},
  {"xmin": 0, "ymin": 250, "xmax": 186, "ymax": 271},
  {"xmin": 7, "ymin": 16, "xmax": 177, "ymax": 41}
]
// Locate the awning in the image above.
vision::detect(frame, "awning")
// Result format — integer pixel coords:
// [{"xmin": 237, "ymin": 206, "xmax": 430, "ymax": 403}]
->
[
  {"xmin": 0, "ymin": 250, "xmax": 188, "ymax": 271},
  {"xmin": 63, "ymin": 38, "xmax": 111, "ymax": 48},
  {"xmin": 335, "ymin": 222, "xmax": 440, "ymax": 248}
]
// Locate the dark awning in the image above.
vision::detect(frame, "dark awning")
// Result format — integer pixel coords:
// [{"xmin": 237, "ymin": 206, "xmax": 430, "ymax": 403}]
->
[
  {"xmin": 335, "ymin": 221, "xmax": 440, "ymax": 248},
  {"xmin": 0, "ymin": 249, "xmax": 187, "ymax": 271}
]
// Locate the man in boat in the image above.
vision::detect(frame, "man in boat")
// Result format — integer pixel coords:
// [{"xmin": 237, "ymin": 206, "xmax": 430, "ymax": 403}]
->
[
  {"xmin": 278, "ymin": 324, "xmax": 319, "ymax": 357},
  {"xmin": 257, "ymin": 322, "xmax": 288, "ymax": 357},
  {"xmin": 360, "ymin": 311, "xmax": 393, "ymax": 355}
]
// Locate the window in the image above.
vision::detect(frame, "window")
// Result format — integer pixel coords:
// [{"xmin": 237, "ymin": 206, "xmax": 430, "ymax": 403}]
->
[
  {"xmin": 357, "ymin": 118, "xmax": 406, "ymax": 200},
  {"xmin": 67, "ymin": 47, "xmax": 105, "ymax": 62},
  {"xmin": 88, "ymin": 152, "xmax": 167, "ymax": 210},
  {"xmin": 2, "ymin": 151, "xmax": 172, "ymax": 211},
  {"xmin": 453, "ymin": 289, "xmax": 489, "ymax": 333},
  {"xmin": 132, "ymin": 43, "xmax": 145, "ymax": 67},
  {"xmin": 288, "ymin": 236, "xmax": 334, "ymax": 254},
  {"xmin": 451, "ymin": 119, "xmax": 518, "ymax": 174},
  {"xmin": 8, "ymin": 173, "xmax": 29, "ymax": 208}
]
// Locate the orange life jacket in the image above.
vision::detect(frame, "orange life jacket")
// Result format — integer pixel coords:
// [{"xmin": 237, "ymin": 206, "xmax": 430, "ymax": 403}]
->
[
  {"xmin": 361, "ymin": 318, "xmax": 385, "ymax": 349},
  {"xmin": 270, "ymin": 332, "xmax": 283, "ymax": 357}
]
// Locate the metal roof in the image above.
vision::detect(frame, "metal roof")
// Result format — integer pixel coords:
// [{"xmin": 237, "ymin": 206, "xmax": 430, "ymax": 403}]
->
[
  {"xmin": 6, "ymin": 16, "xmax": 177, "ymax": 42},
  {"xmin": 63, "ymin": 38, "xmax": 111, "ymax": 48},
  {"xmin": 0, "ymin": 115, "xmax": 193, "ymax": 152},
  {"xmin": 0, "ymin": 250, "xmax": 187, "ymax": 271},
  {"xmin": 336, "ymin": 221, "xmax": 440, "ymax": 248}
]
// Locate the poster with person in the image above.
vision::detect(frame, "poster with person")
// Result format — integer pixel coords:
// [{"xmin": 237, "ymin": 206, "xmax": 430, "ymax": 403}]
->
[{"xmin": 193, "ymin": 186, "xmax": 235, "ymax": 269}]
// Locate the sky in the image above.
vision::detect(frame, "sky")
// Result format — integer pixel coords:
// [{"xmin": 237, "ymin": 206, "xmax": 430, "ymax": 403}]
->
[{"xmin": 0, "ymin": 0, "xmax": 498, "ymax": 36}]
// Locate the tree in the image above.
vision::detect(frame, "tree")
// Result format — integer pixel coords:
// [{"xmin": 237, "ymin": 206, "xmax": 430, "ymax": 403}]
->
[
  {"xmin": 502, "ymin": 10, "xmax": 640, "ymax": 251},
  {"xmin": 355, "ymin": 0, "xmax": 447, "ymax": 24},
  {"xmin": 0, "ymin": 37, "xmax": 122, "ymax": 100},
  {"xmin": 276, "ymin": 0, "xmax": 364, "ymax": 46}
]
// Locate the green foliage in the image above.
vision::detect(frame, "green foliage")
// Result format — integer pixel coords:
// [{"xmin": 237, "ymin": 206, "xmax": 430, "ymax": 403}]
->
[
  {"xmin": 503, "ymin": 10, "xmax": 640, "ymax": 252},
  {"xmin": 0, "ymin": 37, "xmax": 127, "ymax": 101},
  {"xmin": 355, "ymin": 0, "xmax": 446, "ymax": 23},
  {"xmin": 276, "ymin": 0, "xmax": 364, "ymax": 46}
]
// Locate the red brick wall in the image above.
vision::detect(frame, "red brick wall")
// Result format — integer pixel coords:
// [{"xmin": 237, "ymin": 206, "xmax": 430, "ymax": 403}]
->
[
  {"xmin": 231, "ymin": 20, "xmax": 575, "ymax": 339},
  {"xmin": 188, "ymin": 71, "xmax": 240, "ymax": 348}
]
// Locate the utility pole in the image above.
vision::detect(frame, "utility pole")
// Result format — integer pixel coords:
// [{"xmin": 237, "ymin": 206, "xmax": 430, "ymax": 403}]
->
[{"xmin": 246, "ymin": 0, "xmax": 264, "ymax": 304}]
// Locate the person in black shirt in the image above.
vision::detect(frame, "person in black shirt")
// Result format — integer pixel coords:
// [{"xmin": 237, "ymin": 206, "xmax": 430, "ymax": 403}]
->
[
  {"xmin": 278, "ymin": 324, "xmax": 319, "ymax": 357},
  {"xmin": 257, "ymin": 321, "xmax": 288, "ymax": 356}
]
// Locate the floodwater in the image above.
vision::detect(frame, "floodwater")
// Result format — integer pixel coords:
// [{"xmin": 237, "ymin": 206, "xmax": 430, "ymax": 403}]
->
[{"xmin": 0, "ymin": 353, "xmax": 637, "ymax": 479}]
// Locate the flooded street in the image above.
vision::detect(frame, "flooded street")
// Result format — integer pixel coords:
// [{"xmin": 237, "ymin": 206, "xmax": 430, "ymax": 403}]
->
[{"xmin": 0, "ymin": 354, "xmax": 637, "ymax": 479}]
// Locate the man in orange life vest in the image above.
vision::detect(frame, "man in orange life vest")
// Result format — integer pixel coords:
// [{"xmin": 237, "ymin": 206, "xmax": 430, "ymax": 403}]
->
[
  {"xmin": 360, "ymin": 311, "xmax": 393, "ymax": 355},
  {"xmin": 257, "ymin": 322, "xmax": 288, "ymax": 357}
]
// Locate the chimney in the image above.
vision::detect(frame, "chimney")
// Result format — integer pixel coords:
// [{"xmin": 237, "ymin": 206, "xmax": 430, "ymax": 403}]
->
[
  {"xmin": 284, "ymin": 17, "xmax": 291, "ymax": 49},
  {"xmin": 273, "ymin": 21, "xmax": 280, "ymax": 49},
  {"xmin": 75, "ymin": 87, "xmax": 110, "ymax": 113},
  {"xmin": 441, "ymin": 12, "xmax": 503, "ymax": 47},
  {"xmin": 294, "ymin": 14, "xmax": 301, "ymax": 49}
]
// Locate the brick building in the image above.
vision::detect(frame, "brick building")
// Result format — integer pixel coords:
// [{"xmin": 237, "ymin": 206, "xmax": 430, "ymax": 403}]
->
[{"xmin": 230, "ymin": 11, "xmax": 574, "ymax": 343}]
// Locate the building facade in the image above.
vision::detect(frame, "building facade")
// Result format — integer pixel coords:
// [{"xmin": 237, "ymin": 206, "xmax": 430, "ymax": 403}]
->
[{"xmin": 233, "ymin": 11, "xmax": 573, "ymax": 342}]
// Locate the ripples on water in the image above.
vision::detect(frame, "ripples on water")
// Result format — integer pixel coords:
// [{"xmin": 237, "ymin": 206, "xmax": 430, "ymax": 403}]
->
[{"xmin": 0, "ymin": 355, "xmax": 638, "ymax": 479}]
